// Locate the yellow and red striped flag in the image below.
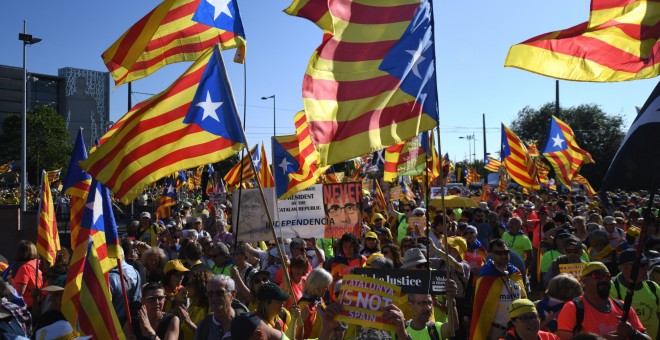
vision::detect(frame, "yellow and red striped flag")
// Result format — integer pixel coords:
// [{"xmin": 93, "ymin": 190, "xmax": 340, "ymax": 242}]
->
[
  {"xmin": 156, "ymin": 177, "xmax": 177, "ymax": 220},
  {"xmin": 373, "ymin": 180, "xmax": 387, "ymax": 213},
  {"xmin": 425, "ymin": 131, "xmax": 441, "ymax": 179},
  {"xmin": 541, "ymin": 116, "xmax": 594, "ymax": 187},
  {"xmin": 37, "ymin": 170, "xmax": 60, "ymax": 266},
  {"xmin": 0, "ymin": 161, "xmax": 13, "ymax": 174},
  {"xmin": 78, "ymin": 237, "xmax": 124, "ymax": 339},
  {"xmin": 399, "ymin": 137, "xmax": 427, "ymax": 177},
  {"xmin": 501, "ymin": 124, "xmax": 540, "ymax": 189},
  {"xmin": 505, "ymin": 0, "xmax": 660, "ymax": 82},
  {"xmin": 383, "ymin": 142, "xmax": 405, "ymax": 183},
  {"xmin": 527, "ymin": 142, "xmax": 540, "ymax": 158},
  {"xmin": 102, "ymin": 0, "xmax": 246, "ymax": 86},
  {"xmin": 81, "ymin": 46, "xmax": 246, "ymax": 204},
  {"xmin": 536, "ymin": 158, "xmax": 551, "ymax": 186},
  {"xmin": 484, "ymin": 157, "xmax": 502, "ymax": 172},
  {"xmin": 224, "ymin": 145, "xmax": 257, "ymax": 190},
  {"xmin": 259, "ymin": 143, "xmax": 275, "ymax": 188},
  {"xmin": 287, "ymin": 0, "xmax": 439, "ymax": 165},
  {"xmin": 272, "ymin": 111, "xmax": 330, "ymax": 199},
  {"xmin": 62, "ymin": 129, "xmax": 93, "ymax": 250},
  {"xmin": 574, "ymin": 174, "xmax": 596, "ymax": 196},
  {"xmin": 46, "ymin": 168, "xmax": 62, "ymax": 182},
  {"xmin": 497, "ymin": 171, "xmax": 509, "ymax": 193}
]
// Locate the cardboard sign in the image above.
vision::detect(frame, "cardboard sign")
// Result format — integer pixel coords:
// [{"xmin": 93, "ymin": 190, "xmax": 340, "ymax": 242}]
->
[
  {"xmin": 389, "ymin": 186, "xmax": 403, "ymax": 200},
  {"xmin": 323, "ymin": 182, "xmax": 363, "ymax": 238},
  {"xmin": 559, "ymin": 263, "xmax": 586, "ymax": 279},
  {"xmin": 232, "ymin": 187, "xmax": 276, "ymax": 243},
  {"xmin": 353, "ymin": 268, "xmax": 447, "ymax": 294},
  {"xmin": 276, "ymin": 184, "xmax": 325, "ymax": 239},
  {"xmin": 336, "ymin": 274, "xmax": 405, "ymax": 332},
  {"xmin": 408, "ymin": 216, "xmax": 427, "ymax": 236}
]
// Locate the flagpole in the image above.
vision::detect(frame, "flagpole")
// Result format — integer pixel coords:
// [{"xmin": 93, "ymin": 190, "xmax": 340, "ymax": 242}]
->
[
  {"xmin": 117, "ymin": 258, "xmax": 133, "ymax": 329},
  {"xmin": 217, "ymin": 45, "xmax": 297, "ymax": 308},
  {"xmin": 233, "ymin": 60, "xmax": 250, "ymax": 253}
]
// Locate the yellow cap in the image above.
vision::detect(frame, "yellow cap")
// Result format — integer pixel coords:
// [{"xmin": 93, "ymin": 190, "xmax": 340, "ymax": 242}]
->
[
  {"xmin": 447, "ymin": 236, "xmax": 467, "ymax": 258},
  {"xmin": 363, "ymin": 253, "xmax": 384, "ymax": 267},
  {"xmin": 626, "ymin": 227, "xmax": 641, "ymax": 238},
  {"xmin": 164, "ymin": 259, "xmax": 190, "ymax": 275},
  {"xmin": 365, "ymin": 231, "xmax": 378, "ymax": 239},
  {"xmin": 371, "ymin": 213, "xmax": 385, "ymax": 223},
  {"xmin": 509, "ymin": 299, "xmax": 537, "ymax": 319},
  {"xmin": 581, "ymin": 261, "xmax": 609, "ymax": 277}
]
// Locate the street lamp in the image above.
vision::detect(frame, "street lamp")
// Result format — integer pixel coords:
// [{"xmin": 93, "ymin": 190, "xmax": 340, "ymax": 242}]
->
[
  {"xmin": 459, "ymin": 133, "xmax": 477, "ymax": 163},
  {"xmin": 261, "ymin": 95, "xmax": 275, "ymax": 136},
  {"xmin": 18, "ymin": 19, "xmax": 41, "ymax": 224}
]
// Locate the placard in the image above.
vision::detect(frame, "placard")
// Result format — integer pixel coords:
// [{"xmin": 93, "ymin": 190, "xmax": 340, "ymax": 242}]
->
[
  {"xmin": 559, "ymin": 263, "xmax": 586, "ymax": 279},
  {"xmin": 323, "ymin": 182, "xmax": 363, "ymax": 238},
  {"xmin": 336, "ymin": 275, "xmax": 405, "ymax": 332},
  {"xmin": 232, "ymin": 187, "xmax": 276, "ymax": 243},
  {"xmin": 389, "ymin": 186, "xmax": 403, "ymax": 200},
  {"xmin": 353, "ymin": 268, "xmax": 447, "ymax": 294},
  {"xmin": 408, "ymin": 216, "xmax": 427, "ymax": 236},
  {"xmin": 276, "ymin": 184, "xmax": 325, "ymax": 239}
]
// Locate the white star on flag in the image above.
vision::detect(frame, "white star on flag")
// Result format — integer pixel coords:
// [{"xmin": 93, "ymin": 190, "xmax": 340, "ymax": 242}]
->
[
  {"xmin": 207, "ymin": 0, "xmax": 233, "ymax": 20},
  {"xmin": 196, "ymin": 91, "xmax": 223, "ymax": 122},
  {"xmin": 278, "ymin": 157, "xmax": 292, "ymax": 175},
  {"xmin": 85, "ymin": 187, "xmax": 103, "ymax": 225},
  {"xmin": 405, "ymin": 41, "xmax": 428, "ymax": 79},
  {"xmin": 552, "ymin": 134, "xmax": 565, "ymax": 148}
]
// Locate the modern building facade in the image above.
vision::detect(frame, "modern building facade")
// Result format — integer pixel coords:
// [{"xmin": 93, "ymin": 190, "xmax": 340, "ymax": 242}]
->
[{"xmin": 0, "ymin": 64, "xmax": 110, "ymax": 145}]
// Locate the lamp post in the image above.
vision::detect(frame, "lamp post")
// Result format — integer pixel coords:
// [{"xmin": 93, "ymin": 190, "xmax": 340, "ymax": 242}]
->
[
  {"xmin": 18, "ymin": 20, "xmax": 41, "ymax": 224},
  {"xmin": 459, "ymin": 133, "xmax": 477, "ymax": 164},
  {"xmin": 261, "ymin": 95, "xmax": 275, "ymax": 136}
]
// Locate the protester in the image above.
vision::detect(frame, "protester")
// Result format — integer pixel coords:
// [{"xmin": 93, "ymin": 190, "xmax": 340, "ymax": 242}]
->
[
  {"xmin": 470, "ymin": 239, "xmax": 527, "ymax": 340},
  {"xmin": 130, "ymin": 282, "xmax": 180, "ymax": 340},
  {"xmin": 177, "ymin": 269, "xmax": 213, "ymax": 340},
  {"xmin": 194, "ymin": 274, "xmax": 237, "ymax": 339},
  {"xmin": 556, "ymin": 262, "xmax": 650, "ymax": 339},
  {"xmin": 298, "ymin": 267, "xmax": 333, "ymax": 339},
  {"xmin": 9, "ymin": 240, "xmax": 42, "ymax": 308},
  {"xmin": 502, "ymin": 299, "xmax": 559, "ymax": 340},
  {"xmin": 162, "ymin": 260, "xmax": 189, "ymax": 313},
  {"xmin": 536, "ymin": 273, "xmax": 583, "ymax": 333}
]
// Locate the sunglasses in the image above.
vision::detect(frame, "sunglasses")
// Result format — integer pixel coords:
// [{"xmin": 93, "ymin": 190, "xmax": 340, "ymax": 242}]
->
[
  {"xmin": 374, "ymin": 218, "xmax": 383, "ymax": 222},
  {"xmin": 587, "ymin": 271, "xmax": 611, "ymax": 281},
  {"xmin": 490, "ymin": 250, "xmax": 509, "ymax": 256},
  {"xmin": 145, "ymin": 295, "xmax": 166, "ymax": 302}
]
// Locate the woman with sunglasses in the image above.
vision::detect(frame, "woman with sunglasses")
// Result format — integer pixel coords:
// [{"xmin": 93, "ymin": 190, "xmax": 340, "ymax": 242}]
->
[
  {"xmin": 130, "ymin": 282, "xmax": 180, "ymax": 340},
  {"xmin": 162, "ymin": 260, "xmax": 189, "ymax": 314}
]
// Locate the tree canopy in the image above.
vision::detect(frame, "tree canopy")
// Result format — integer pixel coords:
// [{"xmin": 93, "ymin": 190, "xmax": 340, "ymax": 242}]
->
[
  {"xmin": 509, "ymin": 102, "xmax": 626, "ymax": 190},
  {"xmin": 0, "ymin": 105, "xmax": 72, "ymax": 185}
]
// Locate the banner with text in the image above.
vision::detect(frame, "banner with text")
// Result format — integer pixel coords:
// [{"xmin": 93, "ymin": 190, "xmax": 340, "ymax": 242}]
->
[
  {"xmin": 353, "ymin": 268, "xmax": 447, "ymax": 294},
  {"xmin": 559, "ymin": 263, "xmax": 586, "ymax": 280},
  {"xmin": 276, "ymin": 184, "xmax": 325, "ymax": 239},
  {"xmin": 323, "ymin": 182, "xmax": 363, "ymax": 238},
  {"xmin": 336, "ymin": 274, "xmax": 405, "ymax": 332}
]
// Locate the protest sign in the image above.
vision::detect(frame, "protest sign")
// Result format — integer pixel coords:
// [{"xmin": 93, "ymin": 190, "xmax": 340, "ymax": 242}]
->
[
  {"xmin": 323, "ymin": 182, "xmax": 362, "ymax": 238},
  {"xmin": 389, "ymin": 186, "xmax": 403, "ymax": 200},
  {"xmin": 353, "ymin": 268, "xmax": 447, "ymax": 294},
  {"xmin": 276, "ymin": 184, "xmax": 325, "ymax": 239},
  {"xmin": 430, "ymin": 187, "xmax": 445, "ymax": 199},
  {"xmin": 232, "ymin": 187, "xmax": 276, "ymax": 243},
  {"xmin": 559, "ymin": 263, "xmax": 586, "ymax": 279},
  {"xmin": 408, "ymin": 216, "xmax": 427, "ymax": 236},
  {"xmin": 336, "ymin": 274, "xmax": 405, "ymax": 332}
]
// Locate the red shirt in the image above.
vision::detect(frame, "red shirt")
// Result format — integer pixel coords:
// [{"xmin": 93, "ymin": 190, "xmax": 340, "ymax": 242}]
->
[
  {"xmin": 557, "ymin": 296, "xmax": 646, "ymax": 336},
  {"xmin": 11, "ymin": 259, "xmax": 43, "ymax": 307}
]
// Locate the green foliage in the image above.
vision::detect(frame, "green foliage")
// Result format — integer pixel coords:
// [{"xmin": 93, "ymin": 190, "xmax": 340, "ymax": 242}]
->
[
  {"xmin": 509, "ymin": 102, "xmax": 625, "ymax": 190},
  {"xmin": 0, "ymin": 106, "xmax": 72, "ymax": 185}
]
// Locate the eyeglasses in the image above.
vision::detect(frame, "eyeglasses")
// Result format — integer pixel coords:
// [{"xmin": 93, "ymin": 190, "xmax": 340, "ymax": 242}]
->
[
  {"xmin": 587, "ymin": 271, "xmax": 611, "ymax": 281},
  {"xmin": 514, "ymin": 314, "xmax": 538, "ymax": 322},
  {"xmin": 328, "ymin": 204, "xmax": 358, "ymax": 216},
  {"xmin": 374, "ymin": 218, "xmax": 382, "ymax": 222},
  {"xmin": 207, "ymin": 290, "xmax": 230, "ymax": 298},
  {"xmin": 490, "ymin": 250, "xmax": 510, "ymax": 256},
  {"xmin": 145, "ymin": 295, "xmax": 166, "ymax": 302}
]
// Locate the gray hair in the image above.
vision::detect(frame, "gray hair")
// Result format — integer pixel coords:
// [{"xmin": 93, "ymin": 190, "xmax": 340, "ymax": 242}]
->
[
  {"xmin": 370, "ymin": 256, "xmax": 394, "ymax": 269},
  {"xmin": 289, "ymin": 238, "xmax": 306, "ymax": 252},
  {"xmin": 210, "ymin": 274, "xmax": 236, "ymax": 292},
  {"xmin": 303, "ymin": 268, "xmax": 332, "ymax": 297}
]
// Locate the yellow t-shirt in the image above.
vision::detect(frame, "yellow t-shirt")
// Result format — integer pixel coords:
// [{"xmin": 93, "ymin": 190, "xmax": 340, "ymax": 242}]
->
[
  {"xmin": 180, "ymin": 305, "xmax": 210, "ymax": 340},
  {"xmin": 610, "ymin": 276, "xmax": 659, "ymax": 338}
]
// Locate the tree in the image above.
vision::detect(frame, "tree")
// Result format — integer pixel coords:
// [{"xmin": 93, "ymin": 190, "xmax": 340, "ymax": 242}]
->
[
  {"xmin": 510, "ymin": 102, "xmax": 625, "ymax": 190},
  {"xmin": 0, "ymin": 106, "xmax": 72, "ymax": 185}
]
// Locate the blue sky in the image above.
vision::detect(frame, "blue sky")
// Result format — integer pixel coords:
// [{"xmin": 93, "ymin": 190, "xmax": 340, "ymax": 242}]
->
[{"xmin": 1, "ymin": 0, "xmax": 657, "ymax": 165}]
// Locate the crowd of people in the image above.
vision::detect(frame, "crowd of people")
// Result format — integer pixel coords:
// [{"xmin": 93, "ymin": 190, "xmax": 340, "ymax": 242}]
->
[{"xmin": 1, "ymin": 185, "xmax": 660, "ymax": 339}]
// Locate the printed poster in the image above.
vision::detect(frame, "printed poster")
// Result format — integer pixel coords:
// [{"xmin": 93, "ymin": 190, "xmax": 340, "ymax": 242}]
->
[{"xmin": 323, "ymin": 182, "xmax": 363, "ymax": 238}]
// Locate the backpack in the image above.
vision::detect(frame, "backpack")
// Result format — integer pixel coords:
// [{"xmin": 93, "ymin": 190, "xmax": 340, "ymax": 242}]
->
[
  {"xmin": 405, "ymin": 321, "xmax": 441, "ymax": 340},
  {"xmin": 611, "ymin": 277, "xmax": 659, "ymax": 305},
  {"xmin": 572, "ymin": 296, "xmax": 624, "ymax": 334}
]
